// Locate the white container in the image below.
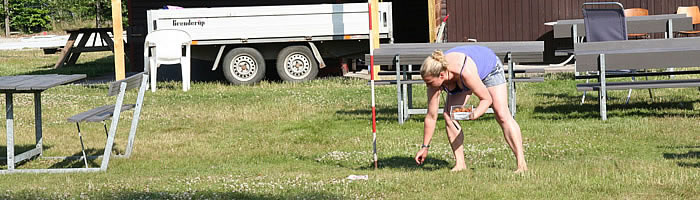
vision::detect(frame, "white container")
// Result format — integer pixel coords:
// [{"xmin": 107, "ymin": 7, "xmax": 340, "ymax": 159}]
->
[{"xmin": 450, "ymin": 105, "xmax": 473, "ymax": 121}]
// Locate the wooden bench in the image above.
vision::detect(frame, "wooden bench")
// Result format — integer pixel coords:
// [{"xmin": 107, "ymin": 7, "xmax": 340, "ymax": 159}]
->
[
  {"xmin": 366, "ymin": 42, "xmax": 545, "ymax": 124},
  {"xmin": 574, "ymin": 37, "xmax": 700, "ymax": 120}
]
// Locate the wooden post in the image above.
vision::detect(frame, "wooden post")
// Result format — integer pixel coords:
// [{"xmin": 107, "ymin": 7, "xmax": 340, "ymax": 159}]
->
[
  {"xmin": 4, "ymin": 0, "xmax": 9, "ymax": 37},
  {"xmin": 370, "ymin": 0, "xmax": 380, "ymax": 79},
  {"xmin": 428, "ymin": 0, "xmax": 436, "ymax": 43},
  {"xmin": 111, "ymin": 0, "xmax": 125, "ymax": 80}
]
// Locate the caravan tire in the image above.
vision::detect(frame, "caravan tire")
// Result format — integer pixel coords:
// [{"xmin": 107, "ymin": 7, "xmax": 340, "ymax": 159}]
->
[
  {"xmin": 222, "ymin": 48, "xmax": 266, "ymax": 85},
  {"xmin": 276, "ymin": 45, "xmax": 319, "ymax": 82}
]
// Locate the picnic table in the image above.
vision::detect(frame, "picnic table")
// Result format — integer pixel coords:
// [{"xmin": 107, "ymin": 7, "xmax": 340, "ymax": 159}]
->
[
  {"xmin": 54, "ymin": 28, "xmax": 123, "ymax": 68},
  {"xmin": 365, "ymin": 41, "xmax": 545, "ymax": 124},
  {"xmin": 574, "ymin": 37, "xmax": 700, "ymax": 120},
  {"xmin": 0, "ymin": 74, "xmax": 86, "ymax": 174}
]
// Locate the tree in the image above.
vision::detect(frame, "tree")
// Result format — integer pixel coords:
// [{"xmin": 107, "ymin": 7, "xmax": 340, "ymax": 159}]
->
[{"xmin": 4, "ymin": 0, "xmax": 9, "ymax": 37}]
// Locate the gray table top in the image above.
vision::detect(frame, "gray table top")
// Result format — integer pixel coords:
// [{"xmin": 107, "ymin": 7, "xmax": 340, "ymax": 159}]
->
[
  {"xmin": 574, "ymin": 37, "xmax": 700, "ymax": 71},
  {"xmin": 367, "ymin": 42, "xmax": 544, "ymax": 65},
  {"xmin": 0, "ymin": 74, "xmax": 86, "ymax": 91},
  {"xmin": 553, "ymin": 14, "xmax": 693, "ymax": 38}
]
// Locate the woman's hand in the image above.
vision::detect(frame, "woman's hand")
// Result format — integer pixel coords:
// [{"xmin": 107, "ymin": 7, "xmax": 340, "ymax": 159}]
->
[
  {"xmin": 470, "ymin": 111, "xmax": 478, "ymax": 120},
  {"xmin": 415, "ymin": 148, "xmax": 429, "ymax": 165}
]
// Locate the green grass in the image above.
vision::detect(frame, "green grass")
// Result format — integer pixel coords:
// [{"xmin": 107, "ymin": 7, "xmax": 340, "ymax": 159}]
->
[{"xmin": 0, "ymin": 50, "xmax": 699, "ymax": 199}]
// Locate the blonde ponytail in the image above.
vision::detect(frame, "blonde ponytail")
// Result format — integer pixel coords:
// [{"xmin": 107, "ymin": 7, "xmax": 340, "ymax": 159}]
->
[{"xmin": 420, "ymin": 50, "xmax": 449, "ymax": 78}]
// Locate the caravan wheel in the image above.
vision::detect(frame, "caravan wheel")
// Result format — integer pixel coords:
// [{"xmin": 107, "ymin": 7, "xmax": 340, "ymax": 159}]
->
[
  {"xmin": 276, "ymin": 45, "xmax": 319, "ymax": 82},
  {"xmin": 222, "ymin": 48, "xmax": 266, "ymax": 85}
]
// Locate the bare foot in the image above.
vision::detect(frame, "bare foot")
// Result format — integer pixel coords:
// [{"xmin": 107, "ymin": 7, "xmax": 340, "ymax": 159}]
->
[
  {"xmin": 514, "ymin": 167, "xmax": 528, "ymax": 174},
  {"xmin": 451, "ymin": 165, "xmax": 467, "ymax": 172}
]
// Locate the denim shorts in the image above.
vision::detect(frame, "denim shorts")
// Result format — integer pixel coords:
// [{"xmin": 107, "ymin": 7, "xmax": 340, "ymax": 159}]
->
[{"xmin": 482, "ymin": 60, "xmax": 506, "ymax": 88}]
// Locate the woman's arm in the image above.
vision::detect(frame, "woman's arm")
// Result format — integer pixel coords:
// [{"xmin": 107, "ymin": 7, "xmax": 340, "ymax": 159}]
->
[
  {"xmin": 423, "ymin": 86, "xmax": 441, "ymax": 145},
  {"xmin": 416, "ymin": 86, "xmax": 441, "ymax": 165},
  {"xmin": 461, "ymin": 57, "xmax": 492, "ymax": 120}
]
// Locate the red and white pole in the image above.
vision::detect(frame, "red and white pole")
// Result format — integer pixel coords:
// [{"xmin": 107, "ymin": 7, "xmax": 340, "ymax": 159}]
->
[{"xmin": 368, "ymin": 0, "xmax": 378, "ymax": 169}]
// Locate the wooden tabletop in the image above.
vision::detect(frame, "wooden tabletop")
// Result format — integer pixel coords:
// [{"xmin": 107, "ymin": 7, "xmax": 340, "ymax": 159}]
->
[
  {"xmin": 0, "ymin": 74, "xmax": 86, "ymax": 91},
  {"xmin": 366, "ymin": 41, "xmax": 545, "ymax": 65},
  {"xmin": 66, "ymin": 28, "xmax": 114, "ymax": 34},
  {"xmin": 574, "ymin": 37, "xmax": 700, "ymax": 71}
]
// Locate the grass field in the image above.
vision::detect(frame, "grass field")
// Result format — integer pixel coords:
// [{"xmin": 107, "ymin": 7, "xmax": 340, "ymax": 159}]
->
[{"xmin": 0, "ymin": 50, "xmax": 698, "ymax": 199}]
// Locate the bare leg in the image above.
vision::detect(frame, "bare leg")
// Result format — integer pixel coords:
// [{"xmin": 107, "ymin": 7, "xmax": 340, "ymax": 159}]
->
[
  {"xmin": 444, "ymin": 92, "xmax": 469, "ymax": 171},
  {"xmin": 487, "ymin": 84, "xmax": 527, "ymax": 172}
]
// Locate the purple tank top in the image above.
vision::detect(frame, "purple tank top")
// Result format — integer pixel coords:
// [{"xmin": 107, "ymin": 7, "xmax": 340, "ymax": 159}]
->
[{"xmin": 445, "ymin": 45, "xmax": 499, "ymax": 79}]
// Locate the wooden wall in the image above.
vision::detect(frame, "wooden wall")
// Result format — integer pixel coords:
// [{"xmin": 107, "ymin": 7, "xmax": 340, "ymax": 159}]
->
[{"xmin": 445, "ymin": 0, "xmax": 700, "ymax": 42}]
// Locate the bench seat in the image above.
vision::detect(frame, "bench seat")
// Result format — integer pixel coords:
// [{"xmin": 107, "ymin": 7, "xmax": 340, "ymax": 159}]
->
[
  {"xmin": 577, "ymin": 79, "xmax": 700, "ymax": 91},
  {"xmin": 370, "ymin": 77, "xmax": 544, "ymax": 86},
  {"xmin": 68, "ymin": 104, "xmax": 136, "ymax": 123}
]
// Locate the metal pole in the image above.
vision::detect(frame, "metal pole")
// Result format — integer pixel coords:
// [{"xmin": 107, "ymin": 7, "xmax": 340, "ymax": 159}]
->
[
  {"xmin": 599, "ymin": 54, "xmax": 607, "ymax": 121},
  {"xmin": 368, "ymin": 0, "xmax": 378, "ymax": 170}
]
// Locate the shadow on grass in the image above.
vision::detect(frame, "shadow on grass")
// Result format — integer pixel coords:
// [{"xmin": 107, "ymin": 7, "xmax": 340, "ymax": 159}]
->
[
  {"xmin": 111, "ymin": 191, "xmax": 343, "ymax": 200},
  {"xmin": 663, "ymin": 151, "xmax": 700, "ymax": 169},
  {"xmin": 335, "ymin": 106, "xmax": 406, "ymax": 122},
  {"xmin": 657, "ymin": 145, "xmax": 700, "ymax": 149},
  {"xmin": 18, "ymin": 56, "xmax": 232, "ymax": 84},
  {"xmin": 48, "ymin": 148, "xmax": 103, "ymax": 169},
  {"xmin": 532, "ymin": 92, "xmax": 699, "ymax": 120},
  {"xmin": 8, "ymin": 191, "xmax": 344, "ymax": 200},
  {"xmin": 0, "ymin": 144, "xmax": 53, "ymax": 166},
  {"xmin": 663, "ymin": 151, "xmax": 700, "ymax": 159},
  {"xmin": 677, "ymin": 162, "xmax": 700, "ymax": 168},
  {"xmin": 21, "ymin": 56, "xmax": 116, "ymax": 78},
  {"xmin": 355, "ymin": 156, "xmax": 450, "ymax": 171}
]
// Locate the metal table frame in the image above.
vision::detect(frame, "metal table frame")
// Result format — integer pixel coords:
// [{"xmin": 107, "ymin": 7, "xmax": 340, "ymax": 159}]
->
[
  {"xmin": 1, "ymin": 74, "xmax": 90, "ymax": 174},
  {"xmin": 574, "ymin": 37, "xmax": 700, "ymax": 120},
  {"xmin": 367, "ymin": 42, "xmax": 545, "ymax": 124}
]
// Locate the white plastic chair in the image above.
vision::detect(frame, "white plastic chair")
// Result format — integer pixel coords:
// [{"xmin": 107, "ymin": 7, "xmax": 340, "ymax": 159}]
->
[{"xmin": 143, "ymin": 29, "xmax": 192, "ymax": 92}]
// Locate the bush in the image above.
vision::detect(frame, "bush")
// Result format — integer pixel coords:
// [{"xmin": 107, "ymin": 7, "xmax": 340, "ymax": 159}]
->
[
  {"xmin": 0, "ymin": 0, "xmax": 127, "ymax": 34},
  {"xmin": 6, "ymin": 0, "xmax": 51, "ymax": 33}
]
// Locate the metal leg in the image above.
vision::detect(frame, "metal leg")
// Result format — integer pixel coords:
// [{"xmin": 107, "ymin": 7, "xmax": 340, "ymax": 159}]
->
[
  {"xmin": 407, "ymin": 65, "xmax": 414, "ymax": 113},
  {"xmin": 507, "ymin": 53, "xmax": 516, "ymax": 118},
  {"xmin": 76, "ymin": 123, "xmax": 89, "ymax": 168},
  {"xmin": 100, "ymin": 83, "xmax": 128, "ymax": 171},
  {"xmin": 626, "ymin": 76, "xmax": 635, "ymax": 104},
  {"xmin": 102, "ymin": 121, "xmax": 108, "ymax": 138},
  {"xmin": 6, "ymin": 93, "xmax": 15, "ymax": 170},
  {"xmin": 581, "ymin": 79, "xmax": 589, "ymax": 105},
  {"xmin": 402, "ymin": 66, "xmax": 409, "ymax": 121},
  {"xmin": 599, "ymin": 54, "xmax": 607, "ymax": 121},
  {"xmin": 395, "ymin": 55, "xmax": 403, "ymax": 125},
  {"xmin": 34, "ymin": 92, "xmax": 43, "ymax": 156}
]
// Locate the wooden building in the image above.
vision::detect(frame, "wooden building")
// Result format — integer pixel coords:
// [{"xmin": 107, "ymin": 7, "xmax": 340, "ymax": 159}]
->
[
  {"xmin": 444, "ymin": 0, "xmax": 700, "ymax": 42},
  {"xmin": 441, "ymin": 0, "xmax": 700, "ymax": 61}
]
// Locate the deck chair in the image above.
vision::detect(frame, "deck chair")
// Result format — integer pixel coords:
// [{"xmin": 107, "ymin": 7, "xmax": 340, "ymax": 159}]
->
[
  {"xmin": 580, "ymin": 2, "xmax": 652, "ymax": 104},
  {"xmin": 66, "ymin": 72, "xmax": 148, "ymax": 170}
]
